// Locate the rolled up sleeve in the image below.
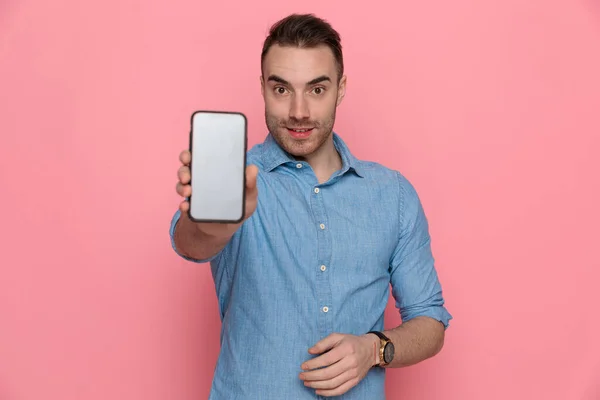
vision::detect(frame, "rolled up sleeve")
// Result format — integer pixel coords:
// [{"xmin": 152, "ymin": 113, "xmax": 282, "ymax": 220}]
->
[{"xmin": 389, "ymin": 173, "xmax": 453, "ymax": 329}]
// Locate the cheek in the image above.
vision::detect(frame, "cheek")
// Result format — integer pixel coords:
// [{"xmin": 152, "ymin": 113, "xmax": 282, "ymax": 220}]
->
[
  {"xmin": 308, "ymin": 97, "xmax": 336, "ymax": 117},
  {"xmin": 265, "ymin": 96, "xmax": 289, "ymax": 114}
]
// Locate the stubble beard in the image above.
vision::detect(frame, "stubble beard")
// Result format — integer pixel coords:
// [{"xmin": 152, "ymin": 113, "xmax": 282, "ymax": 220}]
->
[{"xmin": 265, "ymin": 108, "xmax": 336, "ymax": 158}]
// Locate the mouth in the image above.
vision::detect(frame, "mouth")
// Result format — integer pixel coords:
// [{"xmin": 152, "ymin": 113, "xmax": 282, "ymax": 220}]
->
[{"xmin": 286, "ymin": 127, "xmax": 314, "ymax": 138}]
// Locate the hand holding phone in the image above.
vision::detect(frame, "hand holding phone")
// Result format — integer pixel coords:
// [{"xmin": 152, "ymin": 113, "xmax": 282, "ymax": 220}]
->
[{"xmin": 175, "ymin": 111, "xmax": 259, "ymax": 237}]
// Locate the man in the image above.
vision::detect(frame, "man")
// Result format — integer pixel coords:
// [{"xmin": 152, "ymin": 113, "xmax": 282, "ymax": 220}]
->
[{"xmin": 171, "ymin": 13, "xmax": 452, "ymax": 399}]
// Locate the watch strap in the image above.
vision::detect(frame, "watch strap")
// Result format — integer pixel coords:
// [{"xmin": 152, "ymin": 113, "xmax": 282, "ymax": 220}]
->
[
  {"xmin": 367, "ymin": 330, "xmax": 390, "ymax": 342},
  {"xmin": 367, "ymin": 331, "xmax": 391, "ymax": 367}
]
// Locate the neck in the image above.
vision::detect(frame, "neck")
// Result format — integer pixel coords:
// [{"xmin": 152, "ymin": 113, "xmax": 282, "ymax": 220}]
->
[{"xmin": 298, "ymin": 135, "xmax": 343, "ymax": 184}]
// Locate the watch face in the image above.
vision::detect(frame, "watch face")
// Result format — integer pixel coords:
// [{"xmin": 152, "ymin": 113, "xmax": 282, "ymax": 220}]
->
[{"xmin": 383, "ymin": 342, "xmax": 395, "ymax": 363}]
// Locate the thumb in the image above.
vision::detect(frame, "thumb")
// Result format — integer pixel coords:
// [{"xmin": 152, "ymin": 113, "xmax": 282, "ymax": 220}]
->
[{"xmin": 245, "ymin": 164, "xmax": 259, "ymax": 190}]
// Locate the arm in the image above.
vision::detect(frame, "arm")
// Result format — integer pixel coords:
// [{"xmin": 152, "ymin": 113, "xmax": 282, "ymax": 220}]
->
[
  {"xmin": 381, "ymin": 172, "xmax": 452, "ymax": 367},
  {"xmin": 375, "ymin": 316, "xmax": 445, "ymax": 368},
  {"xmin": 299, "ymin": 316, "xmax": 445, "ymax": 396},
  {"xmin": 173, "ymin": 211, "xmax": 238, "ymax": 261}
]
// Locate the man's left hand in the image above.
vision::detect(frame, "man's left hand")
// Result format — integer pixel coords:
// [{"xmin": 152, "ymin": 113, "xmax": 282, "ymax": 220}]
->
[{"xmin": 299, "ymin": 333, "xmax": 379, "ymax": 397}]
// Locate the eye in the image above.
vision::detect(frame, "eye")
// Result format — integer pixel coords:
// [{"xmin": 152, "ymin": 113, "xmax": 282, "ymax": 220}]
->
[
  {"xmin": 312, "ymin": 87, "xmax": 325, "ymax": 95},
  {"xmin": 274, "ymin": 86, "xmax": 288, "ymax": 95}
]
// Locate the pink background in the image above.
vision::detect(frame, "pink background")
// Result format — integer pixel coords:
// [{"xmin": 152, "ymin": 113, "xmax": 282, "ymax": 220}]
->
[{"xmin": 1, "ymin": 0, "xmax": 599, "ymax": 399}]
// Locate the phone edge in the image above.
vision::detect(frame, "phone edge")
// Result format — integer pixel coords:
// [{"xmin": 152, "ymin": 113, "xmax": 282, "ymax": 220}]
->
[{"xmin": 187, "ymin": 110, "xmax": 248, "ymax": 224}]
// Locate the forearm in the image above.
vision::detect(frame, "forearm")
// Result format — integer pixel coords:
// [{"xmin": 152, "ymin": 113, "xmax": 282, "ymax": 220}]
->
[
  {"xmin": 173, "ymin": 213, "xmax": 232, "ymax": 261},
  {"xmin": 380, "ymin": 316, "xmax": 445, "ymax": 368}
]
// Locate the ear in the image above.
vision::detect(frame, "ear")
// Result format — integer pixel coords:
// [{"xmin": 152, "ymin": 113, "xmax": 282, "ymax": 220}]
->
[
  {"xmin": 336, "ymin": 75, "xmax": 347, "ymax": 106},
  {"xmin": 260, "ymin": 75, "xmax": 265, "ymax": 98}
]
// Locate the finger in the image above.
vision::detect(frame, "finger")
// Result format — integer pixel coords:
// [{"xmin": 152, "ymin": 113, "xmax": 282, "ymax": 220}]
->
[
  {"xmin": 179, "ymin": 200, "xmax": 189, "ymax": 213},
  {"xmin": 176, "ymin": 182, "xmax": 191, "ymax": 198},
  {"xmin": 179, "ymin": 150, "xmax": 191, "ymax": 165},
  {"xmin": 245, "ymin": 165, "xmax": 259, "ymax": 190},
  {"xmin": 300, "ymin": 356, "xmax": 349, "ymax": 381},
  {"xmin": 308, "ymin": 333, "xmax": 343, "ymax": 356},
  {"xmin": 302, "ymin": 345, "xmax": 344, "ymax": 371},
  {"xmin": 305, "ymin": 367, "xmax": 355, "ymax": 391},
  {"xmin": 178, "ymin": 165, "xmax": 190, "ymax": 184},
  {"xmin": 315, "ymin": 376, "xmax": 359, "ymax": 397}
]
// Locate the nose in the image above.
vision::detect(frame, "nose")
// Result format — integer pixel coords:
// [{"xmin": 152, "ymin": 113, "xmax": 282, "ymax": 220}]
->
[{"xmin": 289, "ymin": 94, "xmax": 310, "ymax": 121}]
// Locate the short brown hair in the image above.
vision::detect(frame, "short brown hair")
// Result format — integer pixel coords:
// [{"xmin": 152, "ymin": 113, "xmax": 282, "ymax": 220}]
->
[{"xmin": 261, "ymin": 14, "xmax": 344, "ymax": 81}]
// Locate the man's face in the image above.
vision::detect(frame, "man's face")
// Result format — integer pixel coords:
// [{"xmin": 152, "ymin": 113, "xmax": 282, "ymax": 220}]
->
[{"xmin": 261, "ymin": 44, "xmax": 346, "ymax": 158}]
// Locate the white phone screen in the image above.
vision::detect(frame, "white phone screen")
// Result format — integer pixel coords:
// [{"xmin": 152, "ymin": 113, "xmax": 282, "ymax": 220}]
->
[{"xmin": 189, "ymin": 111, "xmax": 247, "ymax": 223}]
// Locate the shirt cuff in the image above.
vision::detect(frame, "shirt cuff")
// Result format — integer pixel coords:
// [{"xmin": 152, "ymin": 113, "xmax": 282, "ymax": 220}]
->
[{"xmin": 169, "ymin": 210, "xmax": 220, "ymax": 264}]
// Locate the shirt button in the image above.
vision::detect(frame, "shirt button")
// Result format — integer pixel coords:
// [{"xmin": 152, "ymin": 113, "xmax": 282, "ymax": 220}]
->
[
  {"xmin": 296, "ymin": 163, "xmax": 303, "ymax": 168},
  {"xmin": 322, "ymin": 306, "xmax": 329, "ymax": 313},
  {"xmin": 319, "ymin": 223, "xmax": 325, "ymax": 230},
  {"xmin": 314, "ymin": 188, "xmax": 320, "ymax": 193},
  {"xmin": 320, "ymin": 265, "xmax": 326, "ymax": 272}
]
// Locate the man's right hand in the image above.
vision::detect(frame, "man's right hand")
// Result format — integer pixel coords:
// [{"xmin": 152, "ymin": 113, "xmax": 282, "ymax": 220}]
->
[{"xmin": 175, "ymin": 149, "xmax": 259, "ymax": 238}]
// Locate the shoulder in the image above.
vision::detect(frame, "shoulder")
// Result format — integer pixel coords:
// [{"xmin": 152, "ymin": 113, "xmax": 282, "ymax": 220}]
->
[
  {"xmin": 356, "ymin": 159, "xmax": 399, "ymax": 181},
  {"xmin": 354, "ymin": 158, "xmax": 423, "ymax": 207},
  {"xmin": 355, "ymin": 158, "xmax": 416, "ymax": 190}
]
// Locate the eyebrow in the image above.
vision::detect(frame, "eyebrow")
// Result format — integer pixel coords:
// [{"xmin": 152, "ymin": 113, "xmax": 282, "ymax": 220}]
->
[{"xmin": 267, "ymin": 74, "xmax": 331, "ymax": 86}]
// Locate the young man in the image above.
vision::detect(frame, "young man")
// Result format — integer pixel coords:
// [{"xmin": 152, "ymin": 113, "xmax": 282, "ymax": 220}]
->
[{"xmin": 171, "ymin": 13, "xmax": 452, "ymax": 399}]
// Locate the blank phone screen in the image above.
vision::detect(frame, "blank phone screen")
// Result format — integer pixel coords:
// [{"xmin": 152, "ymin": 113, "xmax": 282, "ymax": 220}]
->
[{"xmin": 189, "ymin": 111, "xmax": 247, "ymax": 222}]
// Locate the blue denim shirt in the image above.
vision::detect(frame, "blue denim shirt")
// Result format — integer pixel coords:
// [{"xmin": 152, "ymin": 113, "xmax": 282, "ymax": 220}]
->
[{"xmin": 169, "ymin": 133, "xmax": 452, "ymax": 399}]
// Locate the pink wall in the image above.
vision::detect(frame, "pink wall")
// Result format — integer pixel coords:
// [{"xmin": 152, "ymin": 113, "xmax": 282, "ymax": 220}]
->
[{"xmin": 1, "ymin": 0, "xmax": 599, "ymax": 399}]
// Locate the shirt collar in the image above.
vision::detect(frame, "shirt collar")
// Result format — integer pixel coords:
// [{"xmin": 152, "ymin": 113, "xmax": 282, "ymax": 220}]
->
[{"xmin": 261, "ymin": 132, "xmax": 364, "ymax": 178}]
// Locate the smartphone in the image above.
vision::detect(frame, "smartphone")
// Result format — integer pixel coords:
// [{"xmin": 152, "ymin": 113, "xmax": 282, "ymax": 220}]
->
[{"xmin": 188, "ymin": 110, "xmax": 248, "ymax": 223}]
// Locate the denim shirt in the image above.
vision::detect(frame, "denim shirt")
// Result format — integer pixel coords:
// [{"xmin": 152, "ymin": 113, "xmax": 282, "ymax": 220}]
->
[{"xmin": 169, "ymin": 133, "xmax": 452, "ymax": 399}]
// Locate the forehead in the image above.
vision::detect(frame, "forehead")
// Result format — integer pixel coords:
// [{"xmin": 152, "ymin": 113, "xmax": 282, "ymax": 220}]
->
[{"xmin": 262, "ymin": 44, "xmax": 337, "ymax": 83}]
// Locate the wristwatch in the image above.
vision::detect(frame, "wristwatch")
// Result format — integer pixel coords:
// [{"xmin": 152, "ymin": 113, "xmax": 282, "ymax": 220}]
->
[{"xmin": 367, "ymin": 331, "xmax": 395, "ymax": 367}]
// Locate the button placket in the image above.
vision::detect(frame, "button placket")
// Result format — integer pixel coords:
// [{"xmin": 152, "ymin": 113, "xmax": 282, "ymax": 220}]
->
[{"xmin": 310, "ymin": 181, "xmax": 334, "ymax": 337}]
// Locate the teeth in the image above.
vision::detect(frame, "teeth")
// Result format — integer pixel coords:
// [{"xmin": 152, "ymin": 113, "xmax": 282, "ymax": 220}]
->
[{"xmin": 293, "ymin": 129, "xmax": 307, "ymax": 132}]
